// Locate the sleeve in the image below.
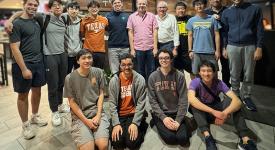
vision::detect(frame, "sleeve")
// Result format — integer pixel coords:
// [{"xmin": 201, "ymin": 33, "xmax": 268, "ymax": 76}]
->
[
  {"xmin": 172, "ymin": 15, "xmax": 180, "ymax": 47},
  {"xmin": 126, "ymin": 15, "xmax": 133, "ymax": 29},
  {"xmin": 188, "ymin": 78, "xmax": 200, "ymax": 91},
  {"xmin": 9, "ymin": 21, "xmax": 21, "ymax": 43},
  {"xmin": 213, "ymin": 17, "xmax": 222, "ymax": 31},
  {"xmin": 148, "ymin": 74, "xmax": 166, "ymax": 121},
  {"xmin": 108, "ymin": 76, "xmax": 120, "ymax": 126},
  {"xmin": 63, "ymin": 74, "xmax": 74, "ymax": 98},
  {"xmin": 221, "ymin": 12, "xmax": 228, "ymax": 48},
  {"xmin": 80, "ymin": 19, "xmax": 85, "ymax": 35},
  {"xmin": 175, "ymin": 71, "xmax": 188, "ymax": 123},
  {"xmin": 132, "ymin": 75, "xmax": 147, "ymax": 126},
  {"xmin": 255, "ymin": 7, "xmax": 264, "ymax": 48},
  {"xmin": 186, "ymin": 19, "xmax": 193, "ymax": 31},
  {"xmin": 152, "ymin": 14, "xmax": 159, "ymax": 29},
  {"xmin": 104, "ymin": 16, "xmax": 109, "ymax": 27},
  {"xmin": 218, "ymin": 80, "xmax": 230, "ymax": 94},
  {"xmin": 98, "ymin": 69, "xmax": 105, "ymax": 91}
]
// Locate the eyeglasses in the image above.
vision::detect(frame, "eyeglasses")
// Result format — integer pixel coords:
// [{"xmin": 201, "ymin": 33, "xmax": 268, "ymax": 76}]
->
[
  {"xmin": 120, "ymin": 64, "xmax": 133, "ymax": 68},
  {"xmin": 159, "ymin": 56, "xmax": 170, "ymax": 61}
]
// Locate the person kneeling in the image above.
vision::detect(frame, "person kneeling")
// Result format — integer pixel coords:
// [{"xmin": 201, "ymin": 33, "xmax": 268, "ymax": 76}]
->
[
  {"xmin": 188, "ymin": 60, "xmax": 257, "ymax": 150},
  {"xmin": 64, "ymin": 49, "xmax": 109, "ymax": 150},
  {"xmin": 148, "ymin": 49, "xmax": 190, "ymax": 146},
  {"xmin": 109, "ymin": 54, "xmax": 148, "ymax": 150}
]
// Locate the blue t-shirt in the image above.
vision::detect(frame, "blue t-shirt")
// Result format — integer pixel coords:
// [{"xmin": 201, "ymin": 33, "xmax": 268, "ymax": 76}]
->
[
  {"xmin": 189, "ymin": 78, "xmax": 229, "ymax": 104},
  {"xmin": 186, "ymin": 15, "xmax": 221, "ymax": 54}
]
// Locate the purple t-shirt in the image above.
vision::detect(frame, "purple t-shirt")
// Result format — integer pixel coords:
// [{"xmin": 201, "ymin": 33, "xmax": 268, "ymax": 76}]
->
[{"xmin": 189, "ymin": 78, "xmax": 229, "ymax": 104}]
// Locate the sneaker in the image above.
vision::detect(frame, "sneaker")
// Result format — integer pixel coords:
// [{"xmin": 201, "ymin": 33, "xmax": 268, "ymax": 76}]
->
[
  {"xmin": 242, "ymin": 97, "xmax": 257, "ymax": 111},
  {"xmin": 22, "ymin": 122, "xmax": 35, "ymax": 140},
  {"xmin": 31, "ymin": 114, "xmax": 48, "ymax": 127},
  {"xmin": 52, "ymin": 112, "xmax": 61, "ymax": 126},
  {"xmin": 205, "ymin": 135, "xmax": 217, "ymax": 150},
  {"xmin": 238, "ymin": 139, "xmax": 257, "ymax": 150},
  {"xmin": 58, "ymin": 103, "xmax": 70, "ymax": 113}
]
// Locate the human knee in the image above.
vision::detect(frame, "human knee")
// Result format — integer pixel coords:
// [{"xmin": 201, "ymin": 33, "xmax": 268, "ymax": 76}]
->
[
  {"xmin": 95, "ymin": 138, "xmax": 109, "ymax": 150},
  {"xmin": 160, "ymin": 133, "xmax": 177, "ymax": 145},
  {"xmin": 18, "ymin": 93, "xmax": 29, "ymax": 101}
]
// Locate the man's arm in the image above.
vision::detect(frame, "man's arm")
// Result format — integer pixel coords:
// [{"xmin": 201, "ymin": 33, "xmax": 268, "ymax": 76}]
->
[
  {"xmin": 254, "ymin": 7, "xmax": 264, "ymax": 61},
  {"xmin": 4, "ymin": 11, "xmax": 23, "ymax": 33},
  {"xmin": 187, "ymin": 31, "xmax": 194, "ymax": 59},
  {"xmin": 10, "ymin": 42, "xmax": 32, "ymax": 79},
  {"xmin": 214, "ymin": 30, "xmax": 221, "ymax": 60},
  {"xmin": 221, "ymin": 12, "xmax": 229, "ymax": 58},
  {"xmin": 128, "ymin": 29, "xmax": 135, "ymax": 57},
  {"xmin": 172, "ymin": 16, "xmax": 179, "ymax": 56},
  {"xmin": 153, "ymin": 28, "xmax": 158, "ymax": 57},
  {"xmin": 175, "ymin": 72, "xmax": 188, "ymax": 124},
  {"xmin": 223, "ymin": 91, "xmax": 242, "ymax": 115}
]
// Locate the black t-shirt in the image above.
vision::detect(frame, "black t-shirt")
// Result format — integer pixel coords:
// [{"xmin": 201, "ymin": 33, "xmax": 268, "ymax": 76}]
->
[
  {"xmin": 176, "ymin": 15, "xmax": 191, "ymax": 55},
  {"xmin": 9, "ymin": 18, "xmax": 42, "ymax": 63}
]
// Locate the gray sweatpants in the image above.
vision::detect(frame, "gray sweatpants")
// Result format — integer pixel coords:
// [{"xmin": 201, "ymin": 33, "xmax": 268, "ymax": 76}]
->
[
  {"xmin": 108, "ymin": 48, "xmax": 129, "ymax": 74},
  {"xmin": 227, "ymin": 45, "xmax": 256, "ymax": 98}
]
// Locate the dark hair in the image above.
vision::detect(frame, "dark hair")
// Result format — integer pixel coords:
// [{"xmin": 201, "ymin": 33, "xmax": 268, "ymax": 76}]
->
[
  {"xmin": 157, "ymin": 49, "xmax": 174, "ymax": 60},
  {"xmin": 23, "ymin": 0, "xmax": 39, "ymax": 5},
  {"xmin": 199, "ymin": 60, "xmax": 216, "ymax": 72},
  {"xmin": 67, "ymin": 1, "xmax": 80, "ymax": 9},
  {"xmin": 192, "ymin": 0, "xmax": 207, "ymax": 7},
  {"xmin": 76, "ymin": 49, "xmax": 92, "ymax": 61},
  {"xmin": 119, "ymin": 53, "xmax": 134, "ymax": 64},
  {"xmin": 111, "ymin": 0, "xmax": 123, "ymax": 4},
  {"xmin": 48, "ymin": 0, "xmax": 63, "ymax": 8},
  {"xmin": 87, "ymin": 0, "xmax": 100, "ymax": 8},
  {"xmin": 175, "ymin": 1, "xmax": 187, "ymax": 9}
]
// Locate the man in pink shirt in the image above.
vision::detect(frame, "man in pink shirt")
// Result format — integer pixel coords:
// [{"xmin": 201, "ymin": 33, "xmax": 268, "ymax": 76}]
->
[{"xmin": 127, "ymin": 0, "xmax": 158, "ymax": 80}]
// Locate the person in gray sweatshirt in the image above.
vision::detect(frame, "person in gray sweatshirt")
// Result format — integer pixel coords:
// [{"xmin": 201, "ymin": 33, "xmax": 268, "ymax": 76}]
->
[
  {"xmin": 148, "ymin": 49, "xmax": 189, "ymax": 146},
  {"xmin": 109, "ymin": 53, "xmax": 148, "ymax": 149}
]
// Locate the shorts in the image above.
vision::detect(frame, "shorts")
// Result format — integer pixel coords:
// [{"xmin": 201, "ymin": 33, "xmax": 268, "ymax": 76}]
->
[
  {"xmin": 174, "ymin": 53, "xmax": 192, "ymax": 73},
  {"xmin": 192, "ymin": 53, "xmax": 218, "ymax": 74},
  {"xmin": 71, "ymin": 113, "xmax": 110, "ymax": 147},
  {"xmin": 12, "ymin": 61, "xmax": 46, "ymax": 93}
]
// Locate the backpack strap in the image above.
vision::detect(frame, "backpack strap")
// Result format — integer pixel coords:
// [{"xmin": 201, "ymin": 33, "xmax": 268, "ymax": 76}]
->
[
  {"xmin": 42, "ymin": 15, "xmax": 51, "ymax": 46},
  {"xmin": 200, "ymin": 80, "xmax": 221, "ymax": 102}
]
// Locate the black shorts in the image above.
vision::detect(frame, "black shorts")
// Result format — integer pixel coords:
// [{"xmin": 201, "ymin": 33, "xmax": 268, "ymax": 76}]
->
[
  {"xmin": 12, "ymin": 61, "xmax": 46, "ymax": 93},
  {"xmin": 174, "ymin": 53, "xmax": 192, "ymax": 73}
]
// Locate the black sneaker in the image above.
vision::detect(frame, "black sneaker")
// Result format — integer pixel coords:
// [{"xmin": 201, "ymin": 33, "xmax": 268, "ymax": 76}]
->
[
  {"xmin": 205, "ymin": 135, "xmax": 217, "ymax": 150},
  {"xmin": 243, "ymin": 97, "xmax": 257, "ymax": 111},
  {"xmin": 238, "ymin": 139, "xmax": 257, "ymax": 150}
]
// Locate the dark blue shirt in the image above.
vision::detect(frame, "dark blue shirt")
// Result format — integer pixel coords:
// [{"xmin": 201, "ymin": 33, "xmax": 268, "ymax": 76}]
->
[
  {"xmin": 221, "ymin": 2, "xmax": 264, "ymax": 48},
  {"xmin": 106, "ymin": 11, "xmax": 129, "ymax": 48}
]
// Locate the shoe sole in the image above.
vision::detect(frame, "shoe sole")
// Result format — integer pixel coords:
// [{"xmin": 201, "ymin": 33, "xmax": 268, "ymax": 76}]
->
[
  {"xmin": 242, "ymin": 101, "xmax": 256, "ymax": 111},
  {"xmin": 237, "ymin": 144, "xmax": 245, "ymax": 150}
]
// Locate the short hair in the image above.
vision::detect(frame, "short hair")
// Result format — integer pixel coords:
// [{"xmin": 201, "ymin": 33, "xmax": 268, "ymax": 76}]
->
[
  {"xmin": 157, "ymin": 49, "xmax": 174, "ymax": 60},
  {"xmin": 111, "ymin": 0, "xmax": 123, "ymax": 4},
  {"xmin": 175, "ymin": 1, "xmax": 187, "ymax": 9},
  {"xmin": 87, "ymin": 0, "xmax": 100, "ymax": 8},
  {"xmin": 119, "ymin": 53, "xmax": 134, "ymax": 64},
  {"xmin": 23, "ymin": 0, "xmax": 39, "ymax": 5},
  {"xmin": 76, "ymin": 49, "xmax": 92, "ymax": 61},
  {"xmin": 192, "ymin": 0, "xmax": 207, "ymax": 7},
  {"xmin": 48, "ymin": 0, "xmax": 63, "ymax": 8},
  {"xmin": 157, "ymin": 1, "xmax": 168, "ymax": 7},
  {"xmin": 198, "ymin": 60, "xmax": 216, "ymax": 72},
  {"xmin": 66, "ymin": 1, "xmax": 80, "ymax": 9}
]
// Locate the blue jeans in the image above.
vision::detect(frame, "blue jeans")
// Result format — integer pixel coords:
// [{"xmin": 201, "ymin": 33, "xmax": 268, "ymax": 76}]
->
[{"xmin": 135, "ymin": 50, "xmax": 155, "ymax": 81}]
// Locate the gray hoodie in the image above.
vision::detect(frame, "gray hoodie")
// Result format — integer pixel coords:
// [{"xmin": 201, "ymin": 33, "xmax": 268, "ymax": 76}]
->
[
  {"xmin": 148, "ymin": 68, "xmax": 188, "ymax": 123},
  {"xmin": 109, "ymin": 70, "xmax": 147, "ymax": 127}
]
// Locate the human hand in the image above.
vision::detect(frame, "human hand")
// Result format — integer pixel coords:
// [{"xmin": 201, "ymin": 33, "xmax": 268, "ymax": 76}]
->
[
  {"xmin": 223, "ymin": 48, "xmax": 228, "ymax": 59},
  {"xmin": 153, "ymin": 48, "xmax": 158, "ymax": 57},
  {"xmin": 215, "ymin": 50, "xmax": 221, "ymax": 60},
  {"xmin": 163, "ymin": 117, "xmax": 176, "ymax": 130},
  {"xmin": 22, "ymin": 69, "xmax": 32, "ymax": 79},
  {"xmin": 254, "ymin": 47, "xmax": 262, "ymax": 61},
  {"xmin": 112, "ymin": 125, "xmax": 123, "ymax": 142},
  {"xmin": 130, "ymin": 49, "xmax": 136, "ymax": 57},
  {"xmin": 172, "ymin": 48, "xmax": 178, "ymax": 57},
  {"xmin": 128, "ymin": 123, "xmax": 138, "ymax": 141},
  {"xmin": 4, "ymin": 20, "xmax": 13, "ymax": 34},
  {"xmin": 189, "ymin": 51, "xmax": 194, "ymax": 59},
  {"xmin": 85, "ymin": 118, "xmax": 97, "ymax": 130}
]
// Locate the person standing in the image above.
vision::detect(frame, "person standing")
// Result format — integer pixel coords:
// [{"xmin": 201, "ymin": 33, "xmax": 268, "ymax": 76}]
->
[
  {"xmin": 81, "ymin": 0, "xmax": 109, "ymax": 69},
  {"xmin": 127, "ymin": 0, "xmax": 158, "ymax": 81},
  {"xmin": 221, "ymin": 0, "xmax": 264, "ymax": 111},
  {"xmin": 106, "ymin": 0, "xmax": 130, "ymax": 74},
  {"xmin": 9, "ymin": 0, "xmax": 47, "ymax": 139},
  {"xmin": 205, "ymin": 0, "xmax": 231, "ymax": 87}
]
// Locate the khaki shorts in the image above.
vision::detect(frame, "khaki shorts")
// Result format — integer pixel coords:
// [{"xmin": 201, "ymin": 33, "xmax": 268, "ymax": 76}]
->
[{"xmin": 71, "ymin": 113, "xmax": 110, "ymax": 147}]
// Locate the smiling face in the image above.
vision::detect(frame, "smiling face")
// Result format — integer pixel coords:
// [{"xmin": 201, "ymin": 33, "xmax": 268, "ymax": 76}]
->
[
  {"xmin": 77, "ymin": 53, "xmax": 93, "ymax": 69},
  {"xmin": 112, "ymin": 0, "xmax": 123, "ymax": 12},
  {"xmin": 157, "ymin": 1, "xmax": 168, "ymax": 17},
  {"xmin": 120, "ymin": 58, "xmax": 133, "ymax": 76},
  {"xmin": 194, "ymin": 1, "xmax": 206, "ymax": 13},
  {"xmin": 88, "ymin": 5, "xmax": 99, "ymax": 16},
  {"xmin": 199, "ymin": 65, "xmax": 215, "ymax": 83},
  {"xmin": 137, "ymin": 0, "xmax": 147, "ymax": 14},
  {"xmin": 23, "ymin": 0, "xmax": 39, "ymax": 16},
  {"xmin": 158, "ymin": 52, "xmax": 172, "ymax": 69},
  {"xmin": 67, "ymin": 6, "xmax": 79, "ymax": 18},
  {"xmin": 176, "ymin": 5, "xmax": 186, "ymax": 17}
]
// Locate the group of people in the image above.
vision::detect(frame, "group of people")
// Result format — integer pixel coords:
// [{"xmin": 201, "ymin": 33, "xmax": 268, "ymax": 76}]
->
[{"xmin": 5, "ymin": 0, "xmax": 263, "ymax": 150}]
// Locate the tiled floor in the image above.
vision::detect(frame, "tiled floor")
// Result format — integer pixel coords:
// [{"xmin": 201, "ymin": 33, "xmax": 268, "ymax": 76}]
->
[{"xmin": 1, "ymin": 66, "xmax": 275, "ymax": 150}]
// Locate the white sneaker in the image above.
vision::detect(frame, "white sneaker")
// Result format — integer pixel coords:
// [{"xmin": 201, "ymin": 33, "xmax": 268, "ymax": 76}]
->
[
  {"xmin": 51, "ymin": 112, "xmax": 61, "ymax": 126},
  {"xmin": 22, "ymin": 122, "xmax": 35, "ymax": 140},
  {"xmin": 58, "ymin": 103, "xmax": 70, "ymax": 113},
  {"xmin": 31, "ymin": 114, "xmax": 48, "ymax": 127}
]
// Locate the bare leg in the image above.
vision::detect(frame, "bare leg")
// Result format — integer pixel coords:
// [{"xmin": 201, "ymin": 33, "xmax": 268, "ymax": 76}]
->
[
  {"xmin": 17, "ymin": 92, "xmax": 29, "ymax": 122},
  {"xmin": 79, "ymin": 141, "xmax": 95, "ymax": 150},
  {"xmin": 31, "ymin": 87, "xmax": 41, "ymax": 114},
  {"xmin": 95, "ymin": 138, "xmax": 109, "ymax": 150}
]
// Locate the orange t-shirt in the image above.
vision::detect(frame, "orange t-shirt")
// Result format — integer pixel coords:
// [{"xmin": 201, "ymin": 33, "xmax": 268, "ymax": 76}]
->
[
  {"xmin": 119, "ymin": 73, "xmax": 135, "ymax": 117},
  {"xmin": 80, "ymin": 15, "xmax": 108, "ymax": 53}
]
